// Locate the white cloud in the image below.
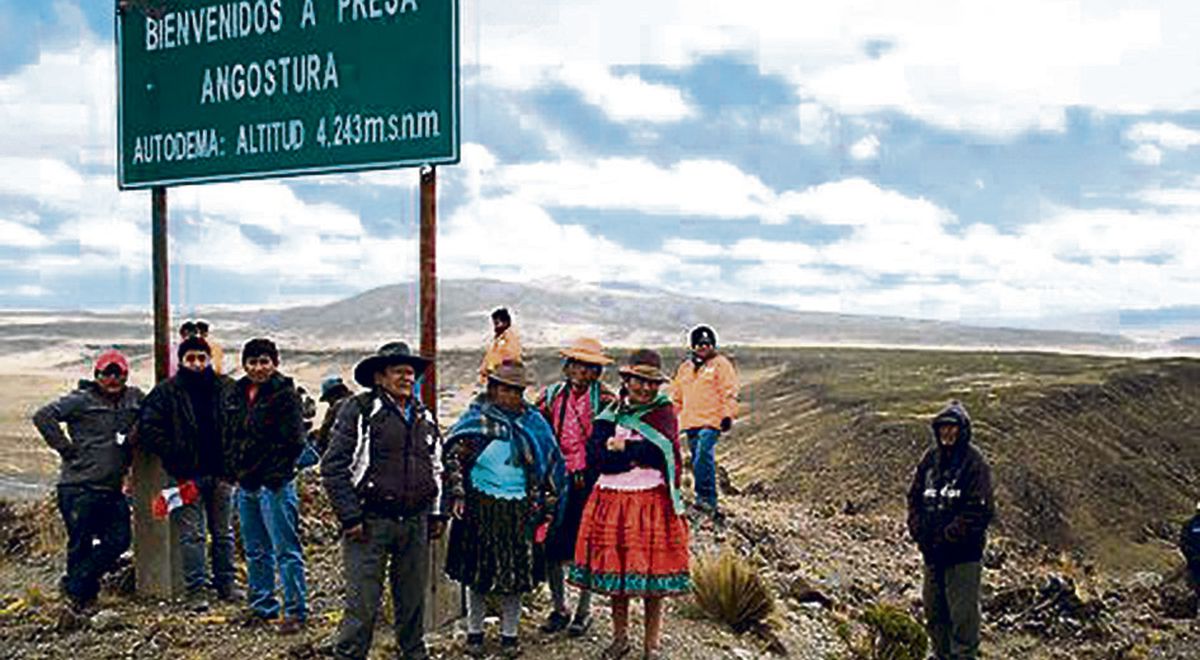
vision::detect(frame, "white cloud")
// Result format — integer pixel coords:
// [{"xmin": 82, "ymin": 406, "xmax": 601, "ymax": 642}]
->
[
  {"xmin": 797, "ymin": 102, "xmax": 837, "ymax": 146},
  {"xmin": 1129, "ymin": 144, "xmax": 1163, "ymax": 166},
  {"xmin": 663, "ymin": 239, "xmax": 724, "ymax": 259},
  {"xmin": 728, "ymin": 238, "xmax": 818, "ymax": 264},
  {"xmin": 849, "ymin": 134, "xmax": 880, "ymax": 160},
  {"xmin": 779, "ymin": 178, "xmax": 952, "ymax": 230},
  {"xmin": 472, "ymin": 0, "xmax": 1199, "ymax": 138},
  {"xmin": 494, "ymin": 157, "xmax": 778, "ymax": 221},
  {"xmin": 440, "ymin": 195, "xmax": 697, "ymax": 285},
  {"xmin": 736, "ymin": 263, "xmax": 867, "ymax": 290},
  {"xmin": 558, "ymin": 64, "xmax": 695, "ymax": 124},
  {"xmin": 0, "ymin": 219, "xmax": 49, "ymax": 248},
  {"xmin": 1125, "ymin": 121, "xmax": 1200, "ymax": 150},
  {"xmin": 1135, "ymin": 186, "xmax": 1200, "ymax": 208}
]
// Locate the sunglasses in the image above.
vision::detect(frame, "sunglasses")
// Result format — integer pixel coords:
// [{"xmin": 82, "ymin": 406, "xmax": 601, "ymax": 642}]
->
[{"xmin": 97, "ymin": 366, "xmax": 127, "ymax": 380}]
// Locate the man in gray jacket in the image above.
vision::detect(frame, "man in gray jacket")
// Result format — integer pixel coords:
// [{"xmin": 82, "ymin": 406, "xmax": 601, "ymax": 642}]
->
[
  {"xmin": 320, "ymin": 342, "xmax": 446, "ymax": 660},
  {"xmin": 33, "ymin": 349, "xmax": 144, "ymax": 615}
]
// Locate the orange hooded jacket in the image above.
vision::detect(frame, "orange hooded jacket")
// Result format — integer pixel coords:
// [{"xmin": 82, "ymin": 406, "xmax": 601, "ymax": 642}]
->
[{"xmin": 669, "ymin": 352, "xmax": 738, "ymax": 431}]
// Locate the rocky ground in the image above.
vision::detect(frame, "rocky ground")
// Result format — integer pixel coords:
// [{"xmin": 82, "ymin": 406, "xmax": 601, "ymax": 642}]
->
[{"xmin": 2, "ymin": 472, "xmax": 1200, "ymax": 660}]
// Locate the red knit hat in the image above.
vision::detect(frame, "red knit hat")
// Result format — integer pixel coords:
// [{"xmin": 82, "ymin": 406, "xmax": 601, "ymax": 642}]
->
[{"xmin": 94, "ymin": 349, "xmax": 130, "ymax": 375}]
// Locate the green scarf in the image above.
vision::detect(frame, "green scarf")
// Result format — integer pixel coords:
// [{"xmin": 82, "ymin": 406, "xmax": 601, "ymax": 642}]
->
[{"xmin": 596, "ymin": 392, "xmax": 684, "ymax": 514}]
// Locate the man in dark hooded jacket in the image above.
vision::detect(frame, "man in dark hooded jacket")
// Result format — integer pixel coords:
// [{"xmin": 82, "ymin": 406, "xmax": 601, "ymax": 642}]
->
[
  {"xmin": 139, "ymin": 335, "xmax": 238, "ymax": 611},
  {"xmin": 33, "ymin": 349, "xmax": 143, "ymax": 616},
  {"xmin": 907, "ymin": 401, "xmax": 994, "ymax": 660},
  {"xmin": 1179, "ymin": 503, "xmax": 1200, "ymax": 599}
]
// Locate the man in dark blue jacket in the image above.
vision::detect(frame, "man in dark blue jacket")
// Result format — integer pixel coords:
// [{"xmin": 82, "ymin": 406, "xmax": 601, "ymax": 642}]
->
[
  {"xmin": 139, "ymin": 335, "xmax": 238, "ymax": 611},
  {"xmin": 1179, "ymin": 504, "xmax": 1200, "ymax": 598},
  {"xmin": 33, "ymin": 349, "xmax": 143, "ymax": 617},
  {"xmin": 907, "ymin": 401, "xmax": 995, "ymax": 660},
  {"xmin": 223, "ymin": 338, "xmax": 308, "ymax": 633}
]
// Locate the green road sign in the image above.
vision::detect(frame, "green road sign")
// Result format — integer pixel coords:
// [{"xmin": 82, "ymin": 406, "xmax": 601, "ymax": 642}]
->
[{"xmin": 117, "ymin": 0, "xmax": 459, "ymax": 189}]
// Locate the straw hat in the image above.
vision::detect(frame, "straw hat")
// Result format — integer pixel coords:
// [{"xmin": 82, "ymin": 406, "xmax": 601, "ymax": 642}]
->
[{"xmin": 559, "ymin": 337, "xmax": 613, "ymax": 366}]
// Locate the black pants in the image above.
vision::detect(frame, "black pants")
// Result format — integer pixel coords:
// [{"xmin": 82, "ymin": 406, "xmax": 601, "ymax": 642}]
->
[
  {"xmin": 56, "ymin": 485, "xmax": 131, "ymax": 606},
  {"xmin": 334, "ymin": 512, "xmax": 430, "ymax": 660}
]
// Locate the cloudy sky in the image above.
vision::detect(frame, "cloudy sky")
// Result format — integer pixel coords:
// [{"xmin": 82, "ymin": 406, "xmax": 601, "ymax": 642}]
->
[{"xmin": 2, "ymin": 1, "xmax": 1199, "ymax": 337}]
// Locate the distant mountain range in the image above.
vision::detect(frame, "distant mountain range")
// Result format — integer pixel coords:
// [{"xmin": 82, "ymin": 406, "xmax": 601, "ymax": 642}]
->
[{"xmin": 219, "ymin": 278, "xmax": 1138, "ymax": 352}]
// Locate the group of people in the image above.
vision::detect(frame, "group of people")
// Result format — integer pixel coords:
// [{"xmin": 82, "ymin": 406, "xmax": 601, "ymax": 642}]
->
[
  {"xmin": 33, "ymin": 310, "xmax": 742, "ymax": 659},
  {"xmin": 35, "ymin": 302, "xmax": 1076, "ymax": 659}
]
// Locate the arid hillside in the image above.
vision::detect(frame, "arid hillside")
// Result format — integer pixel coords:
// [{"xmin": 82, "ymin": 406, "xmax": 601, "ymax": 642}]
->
[{"xmin": 714, "ymin": 348, "xmax": 1200, "ymax": 571}]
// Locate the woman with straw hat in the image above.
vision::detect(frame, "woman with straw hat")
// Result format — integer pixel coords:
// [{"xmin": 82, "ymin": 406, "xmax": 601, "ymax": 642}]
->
[
  {"xmin": 570, "ymin": 349, "xmax": 690, "ymax": 660},
  {"xmin": 445, "ymin": 361, "xmax": 566, "ymax": 658},
  {"xmin": 534, "ymin": 338, "xmax": 618, "ymax": 636}
]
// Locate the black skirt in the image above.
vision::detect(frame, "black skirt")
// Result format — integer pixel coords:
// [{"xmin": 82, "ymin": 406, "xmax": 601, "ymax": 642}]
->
[
  {"xmin": 446, "ymin": 488, "xmax": 539, "ymax": 594},
  {"xmin": 544, "ymin": 475, "xmax": 593, "ymax": 563}
]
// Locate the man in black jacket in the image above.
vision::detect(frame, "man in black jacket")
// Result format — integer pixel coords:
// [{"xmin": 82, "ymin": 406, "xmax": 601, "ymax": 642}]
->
[
  {"xmin": 907, "ymin": 401, "xmax": 995, "ymax": 660},
  {"xmin": 224, "ymin": 338, "xmax": 308, "ymax": 632},
  {"xmin": 320, "ymin": 342, "xmax": 446, "ymax": 660},
  {"xmin": 1179, "ymin": 504, "xmax": 1200, "ymax": 599},
  {"xmin": 139, "ymin": 335, "xmax": 239, "ymax": 612},
  {"xmin": 33, "ymin": 349, "xmax": 143, "ymax": 617}
]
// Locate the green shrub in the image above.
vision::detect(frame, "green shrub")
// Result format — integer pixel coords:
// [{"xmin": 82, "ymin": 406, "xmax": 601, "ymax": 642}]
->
[
  {"xmin": 859, "ymin": 604, "xmax": 927, "ymax": 660},
  {"xmin": 691, "ymin": 550, "xmax": 774, "ymax": 633}
]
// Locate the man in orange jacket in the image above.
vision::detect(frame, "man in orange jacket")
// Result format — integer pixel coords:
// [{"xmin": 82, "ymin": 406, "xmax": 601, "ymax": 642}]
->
[
  {"xmin": 669, "ymin": 325, "xmax": 738, "ymax": 519},
  {"xmin": 478, "ymin": 308, "xmax": 522, "ymax": 385}
]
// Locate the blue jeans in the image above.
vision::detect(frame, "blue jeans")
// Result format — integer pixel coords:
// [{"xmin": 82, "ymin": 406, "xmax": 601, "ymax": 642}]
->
[
  {"xmin": 237, "ymin": 481, "xmax": 308, "ymax": 620},
  {"xmin": 173, "ymin": 476, "xmax": 236, "ymax": 592},
  {"xmin": 686, "ymin": 428, "xmax": 720, "ymax": 509}
]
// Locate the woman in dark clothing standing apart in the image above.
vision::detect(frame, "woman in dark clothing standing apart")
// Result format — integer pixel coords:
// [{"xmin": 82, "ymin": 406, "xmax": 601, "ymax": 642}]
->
[{"xmin": 570, "ymin": 350, "xmax": 691, "ymax": 660}]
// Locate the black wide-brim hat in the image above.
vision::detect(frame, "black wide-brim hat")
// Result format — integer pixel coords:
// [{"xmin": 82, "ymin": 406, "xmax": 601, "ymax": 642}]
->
[{"xmin": 354, "ymin": 342, "xmax": 432, "ymax": 388}]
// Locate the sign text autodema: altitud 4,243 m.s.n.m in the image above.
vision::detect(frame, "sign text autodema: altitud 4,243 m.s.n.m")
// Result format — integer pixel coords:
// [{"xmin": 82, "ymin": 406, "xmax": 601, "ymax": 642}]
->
[{"xmin": 117, "ymin": 0, "xmax": 459, "ymax": 189}]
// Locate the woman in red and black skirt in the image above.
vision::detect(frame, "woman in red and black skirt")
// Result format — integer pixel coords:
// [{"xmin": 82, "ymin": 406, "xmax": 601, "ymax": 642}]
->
[{"xmin": 569, "ymin": 349, "xmax": 690, "ymax": 660}]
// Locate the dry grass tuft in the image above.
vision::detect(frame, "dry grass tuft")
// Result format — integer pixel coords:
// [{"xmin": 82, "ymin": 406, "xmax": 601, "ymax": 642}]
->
[{"xmin": 690, "ymin": 550, "xmax": 774, "ymax": 633}]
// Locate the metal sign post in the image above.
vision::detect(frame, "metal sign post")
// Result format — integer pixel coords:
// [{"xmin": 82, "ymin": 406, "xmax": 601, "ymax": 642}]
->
[
  {"xmin": 418, "ymin": 166, "xmax": 458, "ymax": 628},
  {"xmin": 131, "ymin": 186, "xmax": 182, "ymax": 597}
]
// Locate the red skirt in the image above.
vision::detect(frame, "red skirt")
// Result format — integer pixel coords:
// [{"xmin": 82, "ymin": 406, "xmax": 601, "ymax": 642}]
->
[{"xmin": 568, "ymin": 485, "xmax": 690, "ymax": 597}]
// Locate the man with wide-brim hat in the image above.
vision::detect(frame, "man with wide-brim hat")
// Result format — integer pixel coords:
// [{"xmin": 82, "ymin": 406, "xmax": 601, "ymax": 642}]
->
[
  {"xmin": 312, "ymin": 375, "xmax": 355, "ymax": 457},
  {"xmin": 444, "ymin": 359, "xmax": 566, "ymax": 658},
  {"xmin": 321, "ymin": 341, "xmax": 444, "ymax": 660},
  {"xmin": 534, "ymin": 337, "xmax": 617, "ymax": 637},
  {"xmin": 353, "ymin": 341, "xmax": 431, "ymax": 388}
]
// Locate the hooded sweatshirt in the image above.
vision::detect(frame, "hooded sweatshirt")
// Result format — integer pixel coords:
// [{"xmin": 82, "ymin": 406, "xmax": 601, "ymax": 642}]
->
[
  {"xmin": 906, "ymin": 402, "xmax": 995, "ymax": 566},
  {"xmin": 668, "ymin": 352, "xmax": 738, "ymax": 431}
]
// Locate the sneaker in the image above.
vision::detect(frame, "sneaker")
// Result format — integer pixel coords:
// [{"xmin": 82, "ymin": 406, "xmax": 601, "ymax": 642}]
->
[
  {"xmin": 566, "ymin": 612, "xmax": 592, "ymax": 637},
  {"xmin": 215, "ymin": 583, "xmax": 246, "ymax": 603},
  {"xmin": 539, "ymin": 610, "xmax": 570, "ymax": 634},
  {"xmin": 500, "ymin": 635, "xmax": 521, "ymax": 658},
  {"xmin": 465, "ymin": 632, "xmax": 485, "ymax": 658},
  {"xmin": 279, "ymin": 616, "xmax": 307, "ymax": 635},
  {"xmin": 184, "ymin": 588, "xmax": 210, "ymax": 613}
]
